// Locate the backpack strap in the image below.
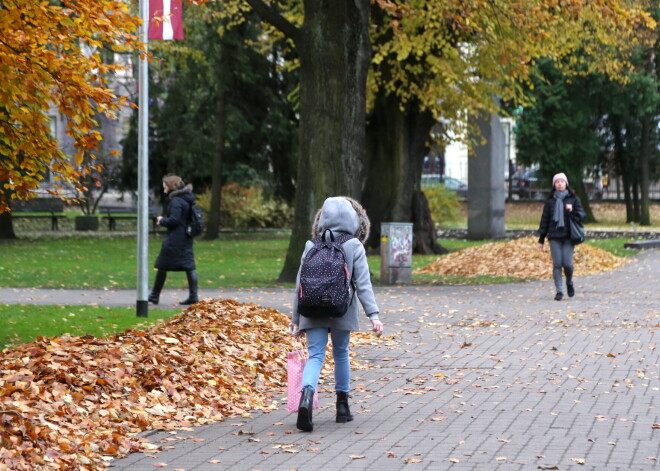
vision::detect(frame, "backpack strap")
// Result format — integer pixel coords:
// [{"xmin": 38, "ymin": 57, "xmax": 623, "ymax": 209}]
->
[
  {"xmin": 318, "ymin": 229, "xmax": 353, "ymax": 244},
  {"xmin": 321, "ymin": 229, "xmax": 335, "ymax": 242}
]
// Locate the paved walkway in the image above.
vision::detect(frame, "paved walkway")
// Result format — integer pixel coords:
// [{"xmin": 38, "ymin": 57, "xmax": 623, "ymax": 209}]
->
[{"xmin": 3, "ymin": 250, "xmax": 659, "ymax": 470}]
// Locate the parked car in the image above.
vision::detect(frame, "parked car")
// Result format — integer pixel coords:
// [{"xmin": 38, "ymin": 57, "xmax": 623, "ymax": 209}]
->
[
  {"xmin": 421, "ymin": 174, "xmax": 468, "ymax": 199},
  {"xmin": 510, "ymin": 168, "xmax": 548, "ymax": 200},
  {"xmin": 510, "ymin": 168, "xmax": 605, "ymax": 201},
  {"xmin": 439, "ymin": 175, "xmax": 468, "ymax": 198}
]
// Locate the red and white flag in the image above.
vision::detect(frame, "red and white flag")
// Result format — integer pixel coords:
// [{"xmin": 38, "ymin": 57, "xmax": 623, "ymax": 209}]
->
[{"xmin": 148, "ymin": 0, "xmax": 184, "ymax": 40}]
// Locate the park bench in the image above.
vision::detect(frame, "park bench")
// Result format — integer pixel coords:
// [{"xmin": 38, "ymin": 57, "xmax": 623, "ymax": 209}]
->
[
  {"xmin": 11, "ymin": 199, "xmax": 66, "ymax": 231},
  {"xmin": 100, "ymin": 206, "xmax": 160, "ymax": 231}
]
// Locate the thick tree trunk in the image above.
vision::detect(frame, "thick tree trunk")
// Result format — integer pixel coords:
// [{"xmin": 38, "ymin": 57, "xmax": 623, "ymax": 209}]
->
[
  {"xmin": 0, "ymin": 186, "xmax": 17, "ymax": 239},
  {"xmin": 412, "ymin": 190, "xmax": 447, "ymax": 254},
  {"xmin": 205, "ymin": 92, "xmax": 226, "ymax": 240},
  {"xmin": 363, "ymin": 93, "xmax": 445, "ymax": 254},
  {"xmin": 278, "ymin": 0, "xmax": 371, "ymax": 282},
  {"xmin": 0, "ymin": 212, "xmax": 17, "ymax": 239}
]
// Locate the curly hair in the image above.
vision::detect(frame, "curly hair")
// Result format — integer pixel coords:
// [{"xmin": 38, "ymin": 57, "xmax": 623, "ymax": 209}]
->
[
  {"xmin": 162, "ymin": 174, "xmax": 184, "ymax": 192},
  {"xmin": 311, "ymin": 196, "xmax": 371, "ymax": 243}
]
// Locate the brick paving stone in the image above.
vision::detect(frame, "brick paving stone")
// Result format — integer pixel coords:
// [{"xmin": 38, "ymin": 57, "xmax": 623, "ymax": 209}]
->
[{"xmin": 4, "ymin": 249, "xmax": 659, "ymax": 471}]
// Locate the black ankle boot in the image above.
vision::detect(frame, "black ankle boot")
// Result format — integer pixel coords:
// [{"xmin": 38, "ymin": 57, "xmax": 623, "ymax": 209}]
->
[
  {"xmin": 554, "ymin": 292, "xmax": 563, "ymax": 301},
  {"xmin": 180, "ymin": 270, "xmax": 199, "ymax": 305},
  {"xmin": 336, "ymin": 391, "xmax": 354, "ymax": 423},
  {"xmin": 149, "ymin": 270, "xmax": 167, "ymax": 304},
  {"xmin": 296, "ymin": 386, "xmax": 314, "ymax": 432},
  {"xmin": 567, "ymin": 281, "xmax": 575, "ymax": 297}
]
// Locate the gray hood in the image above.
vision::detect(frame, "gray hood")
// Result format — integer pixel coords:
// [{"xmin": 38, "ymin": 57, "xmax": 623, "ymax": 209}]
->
[{"xmin": 311, "ymin": 196, "xmax": 370, "ymax": 243}]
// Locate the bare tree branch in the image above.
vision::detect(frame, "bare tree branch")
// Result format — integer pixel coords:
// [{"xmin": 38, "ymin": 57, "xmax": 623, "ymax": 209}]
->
[{"xmin": 243, "ymin": 0, "xmax": 301, "ymax": 45}]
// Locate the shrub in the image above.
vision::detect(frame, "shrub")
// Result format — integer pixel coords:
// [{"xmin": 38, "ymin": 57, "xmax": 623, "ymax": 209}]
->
[
  {"xmin": 197, "ymin": 183, "xmax": 292, "ymax": 229},
  {"xmin": 423, "ymin": 185, "xmax": 462, "ymax": 226}
]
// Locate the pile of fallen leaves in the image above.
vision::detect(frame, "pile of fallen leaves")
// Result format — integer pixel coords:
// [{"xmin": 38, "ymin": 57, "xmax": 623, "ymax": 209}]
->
[
  {"xmin": 415, "ymin": 236, "xmax": 628, "ymax": 279},
  {"xmin": 0, "ymin": 299, "xmax": 302, "ymax": 470}
]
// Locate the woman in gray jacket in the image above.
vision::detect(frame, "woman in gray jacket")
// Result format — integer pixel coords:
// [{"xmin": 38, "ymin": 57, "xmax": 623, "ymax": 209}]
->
[{"xmin": 290, "ymin": 196, "xmax": 384, "ymax": 432}]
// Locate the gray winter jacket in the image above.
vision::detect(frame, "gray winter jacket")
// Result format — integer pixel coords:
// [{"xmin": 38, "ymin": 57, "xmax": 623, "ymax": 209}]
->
[{"xmin": 292, "ymin": 197, "xmax": 379, "ymax": 332}]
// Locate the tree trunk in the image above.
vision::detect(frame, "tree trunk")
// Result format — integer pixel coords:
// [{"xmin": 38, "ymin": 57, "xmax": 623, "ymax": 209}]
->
[
  {"xmin": 639, "ymin": 115, "xmax": 651, "ymax": 226},
  {"xmin": 575, "ymin": 181, "xmax": 596, "ymax": 223},
  {"xmin": 0, "ymin": 186, "xmax": 17, "ymax": 239},
  {"xmin": 413, "ymin": 189, "xmax": 447, "ymax": 254},
  {"xmin": 611, "ymin": 118, "xmax": 634, "ymax": 222},
  {"xmin": 278, "ymin": 0, "xmax": 371, "ymax": 282},
  {"xmin": 632, "ymin": 179, "xmax": 641, "ymax": 222},
  {"xmin": 363, "ymin": 93, "xmax": 445, "ymax": 254},
  {"xmin": 0, "ymin": 212, "xmax": 17, "ymax": 239},
  {"xmin": 623, "ymin": 176, "xmax": 633, "ymax": 223},
  {"xmin": 268, "ymin": 46, "xmax": 297, "ymax": 205},
  {"xmin": 205, "ymin": 92, "xmax": 226, "ymax": 240}
]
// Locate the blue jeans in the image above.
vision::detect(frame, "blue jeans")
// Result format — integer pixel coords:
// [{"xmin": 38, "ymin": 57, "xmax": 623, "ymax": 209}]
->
[{"xmin": 302, "ymin": 327, "xmax": 351, "ymax": 393}]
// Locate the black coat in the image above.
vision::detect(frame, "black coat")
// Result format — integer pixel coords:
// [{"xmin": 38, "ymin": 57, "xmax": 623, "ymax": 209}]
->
[
  {"xmin": 537, "ymin": 192, "xmax": 585, "ymax": 244},
  {"xmin": 155, "ymin": 185, "xmax": 196, "ymax": 272}
]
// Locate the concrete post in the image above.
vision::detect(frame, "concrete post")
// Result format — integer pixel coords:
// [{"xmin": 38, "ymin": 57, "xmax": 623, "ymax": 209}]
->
[{"xmin": 467, "ymin": 111, "xmax": 506, "ymax": 239}]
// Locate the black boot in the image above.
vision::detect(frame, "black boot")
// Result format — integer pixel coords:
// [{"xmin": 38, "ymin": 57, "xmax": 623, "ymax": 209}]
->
[
  {"xmin": 565, "ymin": 267, "xmax": 575, "ymax": 297},
  {"xmin": 296, "ymin": 386, "xmax": 314, "ymax": 432},
  {"xmin": 148, "ymin": 270, "xmax": 167, "ymax": 304},
  {"xmin": 336, "ymin": 391, "xmax": 354, "ymax": 423},
  {"xmin": 567, "ymin": 281, "xmax": 575, "ymax": 297},
  {"xmin": 180, "ymin": 270, "xmax": 199, "ymax": 305}
]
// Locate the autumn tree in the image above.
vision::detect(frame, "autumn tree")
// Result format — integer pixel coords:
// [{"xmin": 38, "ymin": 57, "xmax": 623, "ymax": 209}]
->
[
  {"xmin": 241, "ymin": 0, "xmax": 371, "ymax": 281},
  {"xmin": 516, "ymin": 3, "xmax": 659, "ymax": 225},
  {"xmin": 514, "ymin": 58, "xmax": 604, "ymax": 223},
  {"xmin": 362, "ymin": 0, "xmax": 655, "ymax": 249},
  {"xmin": 119, "ymin": 4, "xmax": 298, "ymax": 240},
  {"xmin": 600, "ymin": 58, "xmax": 660, "ymax": 224},
  {"xmin": 0, "ymin": 0, "xmax": 141, "ymax": 217},
  {"xmin": 184, "ymin": 0, "xmax": 652, "ymax": 275}
]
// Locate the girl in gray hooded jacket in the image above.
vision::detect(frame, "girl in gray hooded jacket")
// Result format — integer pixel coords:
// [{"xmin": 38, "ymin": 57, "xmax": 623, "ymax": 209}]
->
[{"xmin": 289, "ymin": 196, "xmax": 384, "ymax": 432}]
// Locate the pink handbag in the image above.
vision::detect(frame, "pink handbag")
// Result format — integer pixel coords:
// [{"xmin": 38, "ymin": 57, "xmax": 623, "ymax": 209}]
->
[{"xmin": 287, "ymin": 349, "xmax": 319, "ymax": 412}]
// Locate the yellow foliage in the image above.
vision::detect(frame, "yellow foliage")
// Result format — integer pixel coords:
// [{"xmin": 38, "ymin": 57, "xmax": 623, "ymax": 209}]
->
[
  {"xmin": 369, "ymin": 0, "xmax": 656, "ymax": 145},
  {"xmin": 0, "ymin": 0, "xmax": 142, "ymax": 212}
]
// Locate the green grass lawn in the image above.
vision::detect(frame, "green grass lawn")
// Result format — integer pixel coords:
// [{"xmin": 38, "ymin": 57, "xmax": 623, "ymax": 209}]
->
[
  {"xmin": 0, "ymin": 235, "xmax": 508, "ymax": 289},
  {"xmin": 0, "ymin": 233, "xmax": 291, "ymax": 289},
  {"xmin": 0, "ymin": 234, "xmax": 638, "ymax": 289},
  {"xmin": 0, "ymin": 304, "xmax": 177, "ymax": 349},
  {"xmin": 0, "ymin": 233, "xmax": 639, "ymax": 349}
]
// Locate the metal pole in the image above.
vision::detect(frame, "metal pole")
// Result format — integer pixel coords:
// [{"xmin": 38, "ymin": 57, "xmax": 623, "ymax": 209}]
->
[{"xmin": 136, "ymin": 0, "xmax": 149, "ymax": 317}]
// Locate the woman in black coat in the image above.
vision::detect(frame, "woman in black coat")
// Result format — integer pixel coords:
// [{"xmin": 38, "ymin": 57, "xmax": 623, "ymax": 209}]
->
[
  {"xmin": 148, "ymin": 175, "xmax": 199, "ymax": 305},
  {"xmin": 537, "ymin": 172, "xmax": 586, "ymax": 301}
]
